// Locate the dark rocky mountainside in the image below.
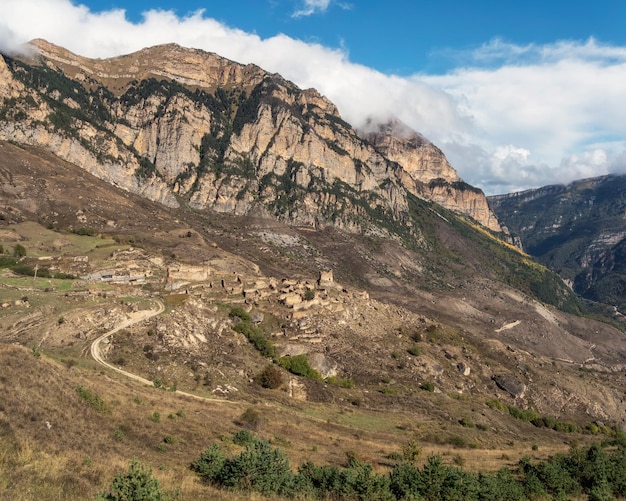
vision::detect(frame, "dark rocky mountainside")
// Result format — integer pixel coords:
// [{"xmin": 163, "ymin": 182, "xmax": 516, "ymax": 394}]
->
[{"xmin": 489, "ymin": 175, "xmax": 626, "ymax": 312}]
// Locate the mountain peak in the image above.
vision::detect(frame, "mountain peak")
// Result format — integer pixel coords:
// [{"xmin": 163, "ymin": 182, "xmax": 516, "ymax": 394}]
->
[
  {"xmin": 2, "ymin": 40, "xmax": 500, "ymax": 232},
  {"xmin": 22, "ymin": 38, "xmax": 267, "ymax": 95},
  {"xmin": 359, "ymin": 116, "xmax": 460, "ymax": 185}
]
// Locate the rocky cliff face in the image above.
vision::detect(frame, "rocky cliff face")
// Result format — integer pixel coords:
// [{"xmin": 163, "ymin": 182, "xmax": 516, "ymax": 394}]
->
[
  {"xmin": 360, "ymin": 119, "xmax": 501, "ymax": 232},
  {"xmin": 0, "ymin": 40, "xmax": 500, "ymax": 235}
]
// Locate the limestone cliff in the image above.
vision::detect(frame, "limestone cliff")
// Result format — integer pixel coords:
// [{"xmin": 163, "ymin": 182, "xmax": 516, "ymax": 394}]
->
[
  {"xmin": 0, "ymin": 39, "xmax": 501, "ymax": 237},
  {"xmin": 360, "ymin": 119, "xmax": 501, "ymax": 232}
]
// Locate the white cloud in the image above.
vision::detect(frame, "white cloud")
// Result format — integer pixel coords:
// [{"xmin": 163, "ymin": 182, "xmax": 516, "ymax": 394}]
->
[
  {"xmin": 1, "ymin": 1, "xmax": 626, "ymax": 195},
  {"xmin": 292, "ymin": 0, "xmax": 332, "ymax": 18}
]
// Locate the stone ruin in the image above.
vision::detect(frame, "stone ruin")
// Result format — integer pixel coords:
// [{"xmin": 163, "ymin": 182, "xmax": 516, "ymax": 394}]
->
[{"xmin": 318, "ymin": 269, "xmax": 334, "ymax": 287}]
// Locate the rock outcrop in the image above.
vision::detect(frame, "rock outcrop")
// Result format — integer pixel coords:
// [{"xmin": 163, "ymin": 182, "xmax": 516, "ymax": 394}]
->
[
  {"xmin": 0, "ymin": 39, "xmax": 502, "ymax": 235},
  {"xmin": 361, "ymin": 118, "xmax": 501, "ymax": 232}
]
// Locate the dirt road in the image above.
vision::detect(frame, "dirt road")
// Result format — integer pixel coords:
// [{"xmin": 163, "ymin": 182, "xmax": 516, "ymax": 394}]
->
[{"xmin": 90, "ymin": 299, "xmax": 236, "ymax": 403}]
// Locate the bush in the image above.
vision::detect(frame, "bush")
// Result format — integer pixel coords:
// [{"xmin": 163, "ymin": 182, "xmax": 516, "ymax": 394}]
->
[
  {"xmin": 71, "ymin": 227, "xmax": 96, "ymax": 236},
  {"xmin": 448, "ymin": 436, "xmax": 468, "ymax": 448},
  {"xmin": 254, "ymin": 365, "xmax": 283, "ymax": 389},
  {"xmin": 163, "ymin": 435, "xmax": 178, "ymax": 444},
  {"xmin": 13, "ymin": 243, "xmax": 26, "ymax": 258},
  {"xmin": 402, "ymin": 438, "xmax": 422, "ymax": 463},
  {"xmin": 407, "ymin": 345, "xmax": 421, "ymax": 357},
  {"xmin": 11, "ymin": 264, "xmax": 36, "ymax": 276},
  {"xmin": 277, "ymin": 354, "xmax": 322, "ymax": 380},
  {"xmin": 239, "ymin": 407, "xmax": 261, "ymax": 431},
  {"xmin": 410, "ymin": 330, "xmax": 423, "ymax": 342},
  {"xmin": 189, "ymin": 433, "xmax": 626, "ymax": 500},
  {"xmin": 303, "ymin": 289, "xmax": 315, "ymax": 300},
  {"xmin": 229, "ymin": 307, "xmax": 251, "ymax": 322},
  {"xmin": 97, "ymin": 460, "xmax": 168, "ymax": 500},
  {"xmin": 112, "ymin": 428, "xmax": 125, "ymax": 442},
  {"xmin": 232, "ymin": 429, "xmax": 256, "ymax": 446},
  {"xmin": 486, "ymin": 399, "xmax": 508, "ymax": 412},
  {"xmin": 194, "ymin": 433, "xmax": 298, "ymax": 496},
  {"xmin": 508, "ymin": 406, "xmax": 540, "ymax": 423},
  {"xmin": 232, "ymin": 321, "xmax": 276, "ymax": 358},
  {"xmin": 420, "ymin": 382, "xmax": 435, "ymax": 392},
  {"xmin": 219, "ymin": 439, "xmax": 295, "ymax": 496},
  {"xmin": 191, "ymin": 443, "xmax": 226, "ymax": 484},
  {"xmin": 459, "ymin": 417, "xmax": 475, "ymax": 428},
  {"xmin": 76, "ymin": 385, "xmax": 110, "ymax": 414},
  {"xmin": 325, "ymin": 376, "xmax": 355, "ymax": 388}
]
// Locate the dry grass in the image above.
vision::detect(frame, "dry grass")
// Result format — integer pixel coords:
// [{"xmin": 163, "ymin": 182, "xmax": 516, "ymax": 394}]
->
[
  {"xmin": 6, "ymin": 221, "xmax": 124, "ymax": 259},
  {"xmin": 0, "ymin": 342, "xmax": 590, "ymax": 500},
  {"xmin": 0, "ymin": 143, "xmax": 618, "ymax": 498}
]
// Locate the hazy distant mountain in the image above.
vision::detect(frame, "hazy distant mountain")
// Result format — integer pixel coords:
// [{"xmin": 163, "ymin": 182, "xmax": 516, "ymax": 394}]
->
[{"xmin": 489, "ymin": 175, "xmax": 626, "ymax": 311}]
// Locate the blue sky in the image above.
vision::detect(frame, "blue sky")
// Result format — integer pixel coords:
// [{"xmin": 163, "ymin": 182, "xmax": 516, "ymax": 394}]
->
[
  {"xmin": 2, "ymin": 0, "xmax": 626, "ymax": 194},
  {"xmin": 84, "ymin": 0, "xmax": 626, "ymax": 74}
]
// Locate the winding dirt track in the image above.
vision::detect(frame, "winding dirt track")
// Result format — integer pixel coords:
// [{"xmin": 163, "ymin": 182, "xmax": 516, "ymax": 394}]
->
[{"xmin": 90, "ymin": 299, "xmax": 236, "ymax": 404}]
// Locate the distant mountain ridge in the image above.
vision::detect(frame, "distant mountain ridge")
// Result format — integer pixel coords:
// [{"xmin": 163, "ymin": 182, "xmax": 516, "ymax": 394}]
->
[
  {"xmin": 0, "ymin": 39, "xmax": 501, "ymax": 233},
  {"xmin": 488, "ymin": 174, "xmax": 626, "ymax": 311}
]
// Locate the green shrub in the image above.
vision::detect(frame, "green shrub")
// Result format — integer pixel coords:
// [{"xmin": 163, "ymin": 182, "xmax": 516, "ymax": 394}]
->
[
  {"xmin": 325, "ymin": 376, "xmax": 355, "ymax": 388},
  {"xmin": 410, "ymin": 330, "xmax": 423, "ymax": 342},
  {"xmin": 163, "ymin": 435, "xmax": 178, "ymax": 444},
  {"xmin": 407, "ymin": 345, "xmax": 421, "ymax": 356},
  {"xmin": 71, "ymin": 227, "xmax": 96, "ymax": 236},
  {"xmin": 217, "ymin": 439, "xmax": 295, "ymax": 496},
  {"xmin": 277, "ymin": 354, "xmax": 321, "ymax": 380},
  {"xmin": 11, "ymin": 264, "xmax": 36, "ymax": 276},
  {"xmin": 402, "ymin": 438, "xmax": 422, "ymax": 463},
  {"xmin": 112, "ymin": 428, "xmax": 125, "ymax": 443},
  {"xmin": 232, "ymin": 429, "xmax": 256, "ymax": 446},
  {"xmin": 191, "ymin": 443, "xmax": 226, "ymax": 484},
  {"xmin": 486, "ymin": 399, "xmax": 508, "ymax": 412},
  {"xmin": 459, "ymin": 417, "xmax": 475, "ymax": 428},
  {"xmin": 379, "ymin": 386, "xmax": 398, "ymax": 395},
  {"xmin": 97, "ymin": 460, "xmax": 167, "ymax": 500},
  {"xmin": 303, "ymin": 289, "xmax": 315, "ymax": 300},
  {"xmin": 76, "ymin": 385, "xmax": 110, "ymax": 414},
  {"xmin": 232, "ymin": 321, "xmax": 276, "ymax": 358},
  {"xmin": 13, "ymin": 243, "xmax": 26, "ymax": 258},
  {"xmin": 0, "ymin": 256, "xmax": 16, "ymax": 268},
  {"xmin": 448, "ymin": 436, "xmax": 468, "ymax": 448},
  {"xmin": 229, "ymin": 307, "xmax": 251, "ymax": 322},
  {"xmin": 239, "ymin": 407, "xmax": 261, "ymax": 431},
  {"xmin": 149, "ymin": 411, "xmax": 161, "ymax": 423},
  {"xmin": 420, "ymin": 382, "xmax": 435, "ymax": 392},
  {"xmin": 189, "ymin": 432, "xmax": 626, "ymax": 500},
  {"xmin": 508, "ymin": 406, "xmax": 540, "ymax": 423}
]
